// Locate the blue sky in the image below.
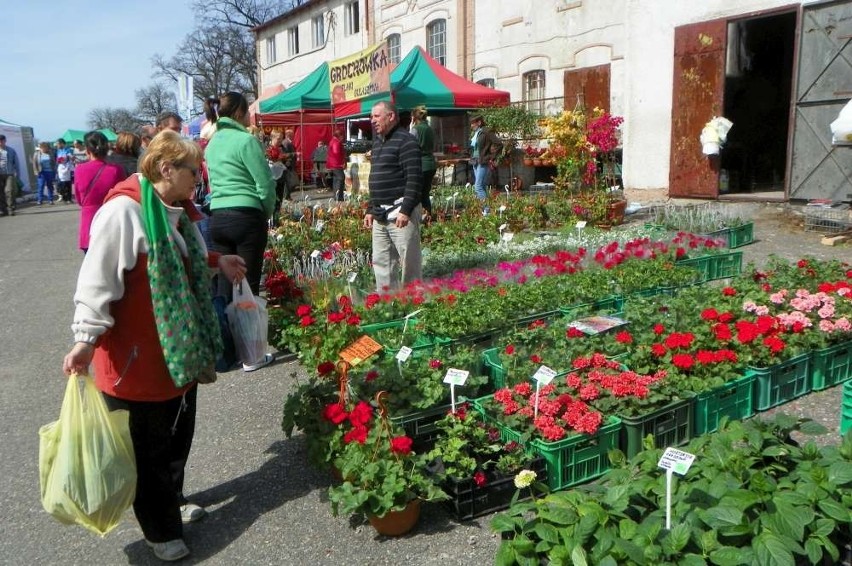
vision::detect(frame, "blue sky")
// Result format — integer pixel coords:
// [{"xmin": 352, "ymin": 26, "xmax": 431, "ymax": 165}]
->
[{"xmin": 0, "ymin": 1, "xmax": 196, "ymax": 141}]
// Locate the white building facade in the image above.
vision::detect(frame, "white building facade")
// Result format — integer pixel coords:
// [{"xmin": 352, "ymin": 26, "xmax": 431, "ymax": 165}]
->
[{"xmin": 256, "ymin": 0, "xmax": 852, "ymax": 200}]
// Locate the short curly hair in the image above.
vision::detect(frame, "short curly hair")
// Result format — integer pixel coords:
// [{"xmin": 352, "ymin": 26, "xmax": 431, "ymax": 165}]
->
[{"xmin": 139, "ymin": 130, "xmax": 202, "ymax": 182}]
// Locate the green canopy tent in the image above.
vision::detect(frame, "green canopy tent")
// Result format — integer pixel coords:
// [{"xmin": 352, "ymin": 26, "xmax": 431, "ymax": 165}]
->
[
  {"xmin": 259, "ymin": 47, "xmax": 510, "ymax": 120},
  {"xmin": 58, "ymin": 128, "xmax": 118, "ymax": 143}
]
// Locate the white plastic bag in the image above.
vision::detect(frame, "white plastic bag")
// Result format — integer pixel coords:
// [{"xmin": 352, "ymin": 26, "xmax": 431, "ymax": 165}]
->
[
  {"xmin": 830, "ymin": 99, "xmax": 852, "ymax": 145},
  {"xmin": 226, "ymin": 281, "xmax": 269, "ymax": 366},
  {"xmin": 39, "ymin": 374, "xmax": 137, "ymax": 536}
]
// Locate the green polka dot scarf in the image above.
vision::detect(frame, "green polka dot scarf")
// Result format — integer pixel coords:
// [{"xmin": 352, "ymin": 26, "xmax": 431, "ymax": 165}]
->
[{"xmin": 140, "ymin": 177, "xmax": 222, "ymax": 387}]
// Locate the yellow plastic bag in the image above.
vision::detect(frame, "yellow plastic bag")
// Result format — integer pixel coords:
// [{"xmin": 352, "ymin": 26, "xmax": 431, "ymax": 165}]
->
[{"xmin": 39, "ymin": 374, "xmax": 136, "ymax": 536}]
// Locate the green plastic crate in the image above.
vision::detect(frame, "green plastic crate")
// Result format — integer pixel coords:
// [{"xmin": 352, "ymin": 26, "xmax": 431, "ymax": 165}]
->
[
  {"xmin": 841, "ymin": 381, "xmax": 852, "ymax": 435},
  {"xmin": 529, "ymin": 417, "xmax": 622, "ymax": 491},
  {"xmin": 559, "ymin": 295, "xmax": 624, "ymax": 318},
  {"xmin": 811, "ymin": 341, "xmax": 852, "ymax": 391},
  {"xmin": 481, "ymin": 348, "xmax": 507, "ymax": 390},
  {"xmin": 708, "ymin": 222, "xmax": 754, "ymax": 249},
  {"xmin": 750, "ymin": 352, "xmax": 812, "ymax": 411},
  {"xmin": 708, "ymin": 251, "xmax": 743, "ymax": 280},
  {"xmin": 390, "ymin": 402, "xmax": 454, "ymax": 451},
  {"xmin": 693, "ymin": 373, "xmax": 755, "ymax": 435},
  {"xmin": 620, "ymin": 398, "xmax": 693, "ymax": 458},
  {"xmin": 677, "ymin": 256, "xmax": 712, "ymax": 283}
]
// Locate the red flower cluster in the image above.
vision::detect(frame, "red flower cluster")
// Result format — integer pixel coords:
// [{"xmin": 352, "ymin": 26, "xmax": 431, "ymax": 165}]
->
[
  {"xmin": 390, "ymin": 435, "xmax": 413, "ymax": 455},
  {"xmin": 322, "ymin": 401, "xmax": 374, "ymax": 445},
  {"xmin": 265, "ymin": 272, "xmax": 303, "ymax": 300}
]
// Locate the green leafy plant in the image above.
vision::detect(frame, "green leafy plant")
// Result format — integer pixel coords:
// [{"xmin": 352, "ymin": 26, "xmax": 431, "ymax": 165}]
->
[
  {"xmin": 328, "ymin": 404, "xmax": 448, "ymax": 520},
  {"xmin": 491, "ymin": 415, "xmax": 851, "ymax": 566}
]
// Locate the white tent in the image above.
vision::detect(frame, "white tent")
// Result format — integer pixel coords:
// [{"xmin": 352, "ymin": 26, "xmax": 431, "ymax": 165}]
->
[{"xmin": 0, "ymin": 118, "xmax": 34, "ymax": 192}]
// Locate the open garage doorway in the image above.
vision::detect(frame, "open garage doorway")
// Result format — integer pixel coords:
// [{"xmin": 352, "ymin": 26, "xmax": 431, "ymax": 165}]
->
[{"xmin": 720, "ymin": 11, "xmax": 796, "ymax": 198}]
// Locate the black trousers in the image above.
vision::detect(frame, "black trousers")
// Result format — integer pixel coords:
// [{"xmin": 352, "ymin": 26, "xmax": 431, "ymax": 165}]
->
[
  {"xmin": 102, "ymin": 386, "xmax": 197, "ymax": 543},
  {"xmin": 422, "ymin": 169, "xmax": 436, "ymax": 215},
  {"xmin": 331, "ymin": 168, "xmax": 345, "ymax": 201},
  {"xmin": 210, "ymin": 207, "xmax": 268, "ymax": 297}
]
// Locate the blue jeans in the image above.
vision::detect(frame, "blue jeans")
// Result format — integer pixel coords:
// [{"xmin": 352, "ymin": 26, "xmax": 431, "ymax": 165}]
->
[
  {"xmin": 473, "ymin": 164, "xmax": 489, "ymax": 200},
  {"xmin": 37, "ymin": 170, "xmax": 55, "ymax": 203}
]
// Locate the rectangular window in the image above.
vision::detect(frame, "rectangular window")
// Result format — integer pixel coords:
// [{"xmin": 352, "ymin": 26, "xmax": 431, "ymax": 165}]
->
[
  {"xmin": 427, "ymin": 20, "xmax": 446, "ymax": 65},
  {"xmin": 288, "ymin": 26, "xmax": 300, "ymax": 56},
  {"xmin": 266, "ymin": 37, "xmax": 277, "ymax": 64},
  {"xmin": 523, "ymin": 70, "xmax": 546, "ymax": 115},
  {"xmin": 312, "ymin": 15, "xmax": 325, "ymax": 48},
  {"xmin": 345, "ymin": 2, "xmax": 360, "ymax": 35},
  {"xmin": 387, "ymin": 33, "xmax": 401, "ymax": 64}
]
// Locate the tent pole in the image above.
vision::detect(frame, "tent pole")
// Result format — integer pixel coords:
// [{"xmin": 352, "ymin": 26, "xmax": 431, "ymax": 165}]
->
[{"xmin": 299, "ymin": 111, "xmax": 305, "ymax": 199}]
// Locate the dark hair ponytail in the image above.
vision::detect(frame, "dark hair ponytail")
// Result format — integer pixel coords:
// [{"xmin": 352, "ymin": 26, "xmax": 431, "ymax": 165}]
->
[
  {"xmin": 204, "ymin": 96, "xmax": 219, "ymax": 123},
  {"xmin": 216, "ymin": 92, "xmax": 249, "ymax": 120},
  {"xmin": 83, "ymin": 130, "xmax": 109, "ymax": 159}
]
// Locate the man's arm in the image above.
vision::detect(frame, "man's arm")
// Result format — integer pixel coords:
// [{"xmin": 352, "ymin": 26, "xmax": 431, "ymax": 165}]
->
[{"xmin": 398, "ymin": 135, "xmax": 423, "ymax": 217}]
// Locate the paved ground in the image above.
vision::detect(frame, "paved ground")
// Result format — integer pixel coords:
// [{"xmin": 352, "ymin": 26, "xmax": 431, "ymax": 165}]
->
[{"xmin": 0, "ymin": 197, "xmax": 847, "ymax": 565}]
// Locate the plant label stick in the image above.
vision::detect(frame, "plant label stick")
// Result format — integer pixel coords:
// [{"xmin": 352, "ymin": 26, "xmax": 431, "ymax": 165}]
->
[
  {"xmin": 531, "ymin": 365, "xmax": 556, "ymax": 419},
  {"xmin": 657, "ymin": 447, "xmax": 696, "ymax": 530},
  {"xmin": 443, "ymin": 368, "xmax": 469, "ymax": 413},
  {"xmin": 395, "ymin": 346, "xmax": 412, "ymax": 362},
  {"xmin": 402, "ymin": 309, "xmax": 422, "ymax": 334}
]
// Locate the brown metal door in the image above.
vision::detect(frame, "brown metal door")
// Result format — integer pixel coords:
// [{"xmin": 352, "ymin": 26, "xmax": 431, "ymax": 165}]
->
[
  {"xmin": 563, "ymin": 64, "xmax": 611, "ymax": 114},
  {"xmin": 669, "ymin": 20, "xmax": 727, "ymax": 198},
  {"xmin": 789, "ymin": 0, "xmax": 852, "ymax": 201}
]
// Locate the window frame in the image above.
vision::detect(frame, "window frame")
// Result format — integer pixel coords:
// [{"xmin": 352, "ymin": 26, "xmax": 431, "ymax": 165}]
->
[
  {"xmin": 312, "ymin": 14, "xmax": 325, "ymax": 48},
  {"xmin": 476, "ymin": 78, "xmax": 495, "ymax": 89},
  {"xmin": 426, "ymin": 19, "xmax": 446, "ymax": 65},
  {"xmin": 344, "ymin": 1, "xmax": 360, "ymax": 36},
  {"xmin": 523, "ymin": 70, "xmax": 546, "ymax": 115},
  {"xmin": 386, "ymin": 33, "xmax": 401, "ymax": 64},
  {"xmin": 287, "ymin": 25, "xmax": 300, "ymax": 57},
  {"xmin": 266, "ymin": 36, "xmax": 277, "ymax": 64}
]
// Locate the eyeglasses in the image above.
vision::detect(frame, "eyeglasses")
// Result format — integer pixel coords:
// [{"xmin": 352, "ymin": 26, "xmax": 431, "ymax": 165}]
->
[{"xmin": 177, "ymin": 164, "xmax": 199, "ymax": 177}]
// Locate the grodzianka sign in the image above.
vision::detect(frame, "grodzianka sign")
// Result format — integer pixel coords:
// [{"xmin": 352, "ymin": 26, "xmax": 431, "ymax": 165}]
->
[{"xmin": 328, "ymin": 43, "xmax": 391, "ymax": 104}]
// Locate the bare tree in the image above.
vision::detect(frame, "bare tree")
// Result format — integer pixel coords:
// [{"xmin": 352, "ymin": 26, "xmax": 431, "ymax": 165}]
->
[
  {"xmin": 152, "ymin": 22, "xmax": 258, "ymax": 105},
  {"xmin": 87, "ymin": 107, "xmax": 144, "ymax": 133},
  {"xmin": 135, "ymin": 83, "xmax": 178, "ymax": 124},
  {"xmin": 192, "ymin": 0, "xmax": 303, "ymax": 28}
]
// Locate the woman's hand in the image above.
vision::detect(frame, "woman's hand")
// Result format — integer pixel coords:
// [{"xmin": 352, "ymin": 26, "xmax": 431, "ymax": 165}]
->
[
  {"xmin": 63, "ymin": 342, "xmax": 95, "ymax": 376},
  {"xmin": 219, "ymin": 254, "xmax": 247, "ymax": 283}
]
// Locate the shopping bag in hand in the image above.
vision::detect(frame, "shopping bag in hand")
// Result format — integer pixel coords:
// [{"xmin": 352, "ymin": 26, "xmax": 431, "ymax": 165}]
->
[
  {"xmin": 39, "ymin": 374, "xmax": 136, "ymax": 536},
  {"xmin": 225, "ymin": 281, "xmax": 269, "ymax": 366}
]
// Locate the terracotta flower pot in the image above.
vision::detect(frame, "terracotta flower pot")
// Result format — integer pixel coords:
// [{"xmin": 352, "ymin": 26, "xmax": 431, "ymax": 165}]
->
[
  {"xmin": 367, "ymin": 499, "xmax": 421, "ymax": 536},
  {"xmin": 523, "ymin": 158, "xmax": 534, "ymax": 167},
  {"xmin": 532, "ymin": 158, "xmax": 542, "ymax": 167},
  {"xmin": 607, "ymin": 199, "xmax": 628, "ymax": 226}
]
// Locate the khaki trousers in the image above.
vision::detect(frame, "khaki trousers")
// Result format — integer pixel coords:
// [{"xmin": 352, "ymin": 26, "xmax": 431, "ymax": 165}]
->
[
  {"xmin": 0, "ymin": 174, "xmax": 16, "ymax": 214},
  {"xmin": 371, "ymin": 205, "xmax": 422, "ymax": 292}
]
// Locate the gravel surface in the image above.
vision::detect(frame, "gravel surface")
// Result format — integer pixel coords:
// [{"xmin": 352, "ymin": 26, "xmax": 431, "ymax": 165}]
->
[{"xmin": 1, "ymin": 199, "xmax": 848, "ymax": 566}]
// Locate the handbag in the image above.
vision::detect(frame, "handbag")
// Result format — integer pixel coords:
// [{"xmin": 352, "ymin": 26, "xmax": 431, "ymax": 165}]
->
[
  {"xmin": 80, "ymin": 165, "xmax": 106, "ymax": 206},
  {"xmin": 39, "ymin": 374, "xmax": 137, "ymax": 536}
]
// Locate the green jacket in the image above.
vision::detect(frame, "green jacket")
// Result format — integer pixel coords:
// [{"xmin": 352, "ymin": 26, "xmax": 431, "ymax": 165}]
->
[
  {"xmin": 206, "ymin": 117, "xmax": 276, "ymax": 218},
  {"xmin": 413, "ymin": 122, "xmax": 436, "ymax": 171}
]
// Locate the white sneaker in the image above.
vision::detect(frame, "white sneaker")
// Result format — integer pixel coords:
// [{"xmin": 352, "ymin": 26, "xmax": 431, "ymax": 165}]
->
[
  {"xmin": 243, "ymin": 353, "xmax": 274, "ymax": 372},
  {"xmin": 180, "ymin": 502, "xmax": 207, "ymax": 523},
  {"xmin": 146, "ymin": 539, "xmax": 190, "ymax": 562}
]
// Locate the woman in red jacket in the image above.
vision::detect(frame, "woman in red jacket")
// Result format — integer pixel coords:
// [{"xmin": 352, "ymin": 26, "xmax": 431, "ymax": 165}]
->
[
  {"xmin": 327, "ymin": 128, "xmax": 346, "ymax": 202},
  {"xmin": 73, "ymin": 131, "xmax": 127, "ymax": 252},
  {"xmin": 62, "ymin": 130, "xmax": 246, "ymax": 562}
]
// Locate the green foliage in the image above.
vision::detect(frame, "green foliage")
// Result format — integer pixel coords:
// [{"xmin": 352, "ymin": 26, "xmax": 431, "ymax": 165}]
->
[
  {"xmin": 478, "ymin": 104, "xmax": 541, "ymax": 141},
  {"xmin": 491, "ymin": 416, "xmax": 850, "ymax": 565}
]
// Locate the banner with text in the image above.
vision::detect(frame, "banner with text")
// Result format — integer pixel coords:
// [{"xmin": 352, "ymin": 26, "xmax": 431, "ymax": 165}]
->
[{"xmin": 328, "ymin": 43, "xmax": 391, "ymax": 105}]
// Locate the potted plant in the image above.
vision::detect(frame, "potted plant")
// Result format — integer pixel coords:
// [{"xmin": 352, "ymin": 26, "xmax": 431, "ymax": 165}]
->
[
  {"xmin": 478, "ymin": 104, "xmax": 542, "ymax": 167},
  {"xmin": 425, "ymin": 404, "xmax": 541, "ymax": 520},
  {"xmin": 328, "ymin": 394, "xmax": 448, "ymax": 536}
]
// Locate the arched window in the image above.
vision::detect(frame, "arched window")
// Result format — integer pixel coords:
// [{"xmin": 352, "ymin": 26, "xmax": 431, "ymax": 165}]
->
[
  {"xmin": 427, "ymin": 19, "xmax": 446, "ymax": 65},
  {"xmin": 387, "ymin": 33, "xmax": 401, "ymax": 64},
  {"xmin": 523, "ymin": 70, "xmax": 546, "ymax": 114},
  {"xmin": 477, "ymin": 78, "xmax": 495, "ymax": 89}
]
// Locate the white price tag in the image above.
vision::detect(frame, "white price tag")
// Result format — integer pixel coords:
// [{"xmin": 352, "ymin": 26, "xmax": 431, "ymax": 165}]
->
[
  {"xmin": 532, "ymin": 365, "xmax": 557, "ymax": 385},
  {"xmin": 498, "ymin": 223, "xmax": 508, "ymax": 232},
  {"xmin": 575, "ymin": 221, "xmax": 587, "ymax": 229},
  {"xmin": 310, "ymin": 249, "xmax": 321, "ymax": 259},
  {"xmin": 315, "ymin": 220, "xmax": 325, "ymax": 232},
  {"xmin": 498, "ymin": 205, "xmax": 507, "ymax": 212},
  {"xmin": 347, "ymin": 272, "xmax": 358, "ymax": 283},
  {"xmin": 443, "ymin": 368, "xmax": 470, "ymax": 386},
  {"xmin": 501, "ymin": 231, "xmax": 514, "ymax": 242},
  {"xmin": 657, "ymin": 448, "xmax": 696, "ymax": 476},
  {"xmin": 395, "ymin": 346, "xmax": 413, "ymax": 362}
]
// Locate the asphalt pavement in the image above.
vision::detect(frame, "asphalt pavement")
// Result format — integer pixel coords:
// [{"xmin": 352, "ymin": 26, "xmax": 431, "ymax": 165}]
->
[{"xmin": 0, "ymin": 198, "xmax": 847, "ymax": 565}]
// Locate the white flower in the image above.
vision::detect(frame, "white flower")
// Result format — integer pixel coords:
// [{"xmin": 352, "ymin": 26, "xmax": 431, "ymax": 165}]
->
[{"xmin": 514, "ymin": 469, "xmax": 537, "ymax": 489}]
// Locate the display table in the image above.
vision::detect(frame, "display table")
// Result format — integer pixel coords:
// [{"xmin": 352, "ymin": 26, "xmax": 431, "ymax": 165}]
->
[{"xmin": 436, "ymin": 158, "xmax": 471, "ymax": 186}]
